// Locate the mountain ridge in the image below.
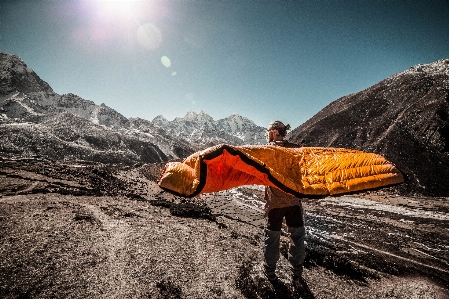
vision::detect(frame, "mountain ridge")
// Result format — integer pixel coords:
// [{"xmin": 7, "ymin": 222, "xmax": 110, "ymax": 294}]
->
[
  {"xmin": 153, "ymin": 110, "xmax": 266, "ymax": 146},
  {"xmin": 0, "ymin": 52, "xmax": 266, "ymax": 163},
  {"xmin": 289, "ymin": 58, "xmax": 449, "ymax": 196}
]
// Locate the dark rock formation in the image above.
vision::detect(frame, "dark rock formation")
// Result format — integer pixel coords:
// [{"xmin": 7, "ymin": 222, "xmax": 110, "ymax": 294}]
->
[
  {"xmin": 0, "ymin": 52, "xmax": 53, "ymax": 95},
  {"xmin": 289, "ymin": 59, "xmax": 449, "ymax": 196}
]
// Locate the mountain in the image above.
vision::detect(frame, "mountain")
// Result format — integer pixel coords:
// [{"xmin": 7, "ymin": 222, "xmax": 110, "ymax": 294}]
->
[
  {"xmin": 289, "ymin": 58, "xmax": 449, "ymax": 196},
  {"xmin": 0, "ymin": 112, "xmax": 169, "ymax": 164},
  {"xmin": 4, "ymin": 51, "xmax": 448, "ymax": 196},
  {"xmin": 0, "ymin": 52, "xmax": 266, "ymax": 163},
  {"xmin": 0, "ymin": 52, "xmax": 53, "ymax": 95},
  {"xmin": 151, "ymin": 110, "xmax": 266, "ymax": 148}
]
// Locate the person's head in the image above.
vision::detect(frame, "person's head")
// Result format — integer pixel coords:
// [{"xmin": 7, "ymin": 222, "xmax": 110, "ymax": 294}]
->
[{"xmin": 266, "ymin": 120, "xmax": 291, "ymax": 142}]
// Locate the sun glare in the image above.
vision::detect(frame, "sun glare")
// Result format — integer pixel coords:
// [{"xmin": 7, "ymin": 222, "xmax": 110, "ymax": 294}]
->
[
  {"xmin": 80, "ymin": 0, "xmax": 163, "ymax": 51},
  {"xmin": 96, "ymin": 0, "xmax": 140, "ymax": 19}
]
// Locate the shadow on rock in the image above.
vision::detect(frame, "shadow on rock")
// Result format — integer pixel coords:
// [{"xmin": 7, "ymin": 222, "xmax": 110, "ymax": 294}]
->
[
  {"xmin": 155, "ymin": 279, "xmax": 184, "ymax": 299},
  {"xmin": 149, "ymin": 198, "xmax": 216, "ymax": 221},
  {"xmin": 304, "ymin": 237, "xmax": 379, "ymax": 284},
  {"xmin": 235, "ymin": 258, "xmax": 315, "ymax": 299},
  {"xmin": 169, "ymin": 201, "xmax": 216, "ymax": 221}
]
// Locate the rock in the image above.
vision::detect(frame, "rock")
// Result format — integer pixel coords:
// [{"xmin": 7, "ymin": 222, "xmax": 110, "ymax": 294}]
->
[{"xmin": 289, "ymin": 59, "xmax": 449, "ymax": 196}]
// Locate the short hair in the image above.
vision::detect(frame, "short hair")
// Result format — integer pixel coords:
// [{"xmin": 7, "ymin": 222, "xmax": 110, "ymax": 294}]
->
[{"xmin": 267, "ymin": 121, "xmax": 291, "ymax": 137}]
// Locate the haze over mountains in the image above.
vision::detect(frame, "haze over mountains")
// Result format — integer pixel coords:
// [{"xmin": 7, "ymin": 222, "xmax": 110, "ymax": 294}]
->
[{"xmin": 1, "ymin": 52, "xmax": 449, "ymax": 196}]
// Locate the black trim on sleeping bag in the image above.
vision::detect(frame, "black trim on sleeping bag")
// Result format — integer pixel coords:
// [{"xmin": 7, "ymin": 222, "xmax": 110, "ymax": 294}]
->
[{"xmin": 187, "ymin": 144, "xmax": 305, "ymax": 198}]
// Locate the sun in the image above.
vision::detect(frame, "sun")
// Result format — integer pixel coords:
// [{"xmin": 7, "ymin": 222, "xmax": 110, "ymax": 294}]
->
[
  {"xmin": 96, "ymin": 0, "xmax": 141, "ymax": 19},
  {"xmin": 81, "ymin": 0, "xmax": 162, "ymax": 50}
]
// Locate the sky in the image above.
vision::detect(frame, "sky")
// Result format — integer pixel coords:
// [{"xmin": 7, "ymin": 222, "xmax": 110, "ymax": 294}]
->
[{"xmin": 1, "ymin": 0, "xmax": 448, "ymax": 129}]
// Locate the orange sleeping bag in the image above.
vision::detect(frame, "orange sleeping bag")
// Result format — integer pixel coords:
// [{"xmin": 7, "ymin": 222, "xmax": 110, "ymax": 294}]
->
[{"xmin": 158, "ymin": 144, "xmax": 404, "ymax": 197}]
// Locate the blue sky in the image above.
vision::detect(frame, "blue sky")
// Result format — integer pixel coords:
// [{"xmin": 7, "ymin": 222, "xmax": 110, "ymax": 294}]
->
[{"xmin": 1, "ymin": 0, "xmax": 448, "ymax": 129}]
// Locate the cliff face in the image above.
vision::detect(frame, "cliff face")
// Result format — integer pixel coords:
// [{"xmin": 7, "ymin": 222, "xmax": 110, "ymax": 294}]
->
[
  {"xmin": 0, "ymin": 52, "xmax": 53, "ymax": 95},
  {"xmin": 289, "ymin": 59, "xmax": 449, "ymax": 196}
]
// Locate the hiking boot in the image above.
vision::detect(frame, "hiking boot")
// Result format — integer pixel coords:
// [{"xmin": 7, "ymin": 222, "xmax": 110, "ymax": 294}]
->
[
  {"xmin": 292, "ymin": 275, "xmax": 305, "ymax": 287},
  {"xmin": 263, "ymin": 263, "xmax": 278, "ymax": 282},
  {"xmin": 292, "ymin": 276, "xmax": 314, "ymax": 298},
  {"xmin": 263, "ymin": 270, "xmax": 279, "ymax": 283},
  {"xmin": 263, "ymin": 265, "xmax": 279, "ymax": 283}
]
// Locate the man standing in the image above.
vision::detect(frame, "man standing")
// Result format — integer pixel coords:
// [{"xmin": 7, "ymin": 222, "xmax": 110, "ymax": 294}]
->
[{"xmin": 263, "ymin": 120, "xmax": 306, "ymax": 287}]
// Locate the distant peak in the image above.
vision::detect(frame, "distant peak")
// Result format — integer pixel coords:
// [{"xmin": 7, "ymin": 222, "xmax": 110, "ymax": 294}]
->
[
  {"xmin": 393, "ymin": 58, "xmax": 449, "ymax": 79},
  {"xmin": 152, "ymin": 115, "xmax": 170, "ymax": 127},
  {"xmin": 153, "ymin": 115, "xmax": 168, "ymax": 121},
  {"xmin": 0, "ymin": 52, "xmax": 53, "ymax": 94},
  {"xmin": 183, "ymin": 110, "xmax": 213, "ymax": 121},
  {"xmin": 0, "ymin": 52, "xmax": 30, "ymax": 73},
  {"xmin": 222, "ymin": 114, "xmax": 254, "ymax": 124},
  {"xmin": 0, "ymin": 52, "xmax": 24, "ymax": 63},
  {"xmin": 184, "ymin": 110, "xmax": 198, "ymax": 119},
  {"xmin": 185, "ymin": 110, "xmax": 197, "ymax": 115}
]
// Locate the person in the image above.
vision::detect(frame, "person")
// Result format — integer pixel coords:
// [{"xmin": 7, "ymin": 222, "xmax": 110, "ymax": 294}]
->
[{"xmin": 263, "ymin": 120, "xmax": 306, "ymax": 287}]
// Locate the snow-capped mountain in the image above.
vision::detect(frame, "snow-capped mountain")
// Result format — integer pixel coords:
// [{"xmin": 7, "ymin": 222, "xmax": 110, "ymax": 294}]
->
[
  {"xmin": 0, "ymin": 52, "xmax": 266, "ymax": 163},
  {"xmin": 151, "ymin": 110, "xmax": 266, "ymax": 147}
]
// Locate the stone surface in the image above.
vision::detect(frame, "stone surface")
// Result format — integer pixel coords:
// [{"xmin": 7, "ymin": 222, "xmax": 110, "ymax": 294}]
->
[{"xmin": 0, "ymin": 159, "xmax": 448, "ymax": 298}]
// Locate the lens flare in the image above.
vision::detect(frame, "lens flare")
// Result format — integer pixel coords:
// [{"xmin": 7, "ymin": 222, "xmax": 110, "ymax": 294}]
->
[
  {"xmin": 137, "ymin": 23, "xmax": 162, "ymax": 50},
  {"xmin": 161, "ymin": 56, "xmax": 171, "ymax": 68}
]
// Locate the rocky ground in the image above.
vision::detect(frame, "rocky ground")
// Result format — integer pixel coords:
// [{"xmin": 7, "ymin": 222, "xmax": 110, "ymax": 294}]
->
[{"xmin": 1, "ymin": 158, "xmax": 448, "ymax": 298}]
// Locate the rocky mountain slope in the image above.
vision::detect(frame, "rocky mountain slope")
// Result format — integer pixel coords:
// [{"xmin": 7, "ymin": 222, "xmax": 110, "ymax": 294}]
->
[
  {"xmin": 0, "ymin": 52, "xmax": 266, "ymax": 163},
  {"xmin": 289, "ymin": 58, "xmax": 449, "ymax": 197}
]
